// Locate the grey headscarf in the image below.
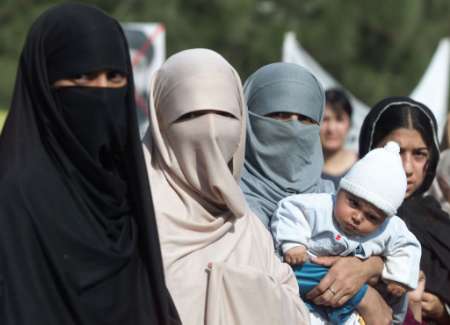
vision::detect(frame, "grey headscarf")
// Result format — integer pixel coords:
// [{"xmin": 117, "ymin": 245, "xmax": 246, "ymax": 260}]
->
[{"xmin": 240, "ymin": 63, "xmax": 334, "ymax": 228}]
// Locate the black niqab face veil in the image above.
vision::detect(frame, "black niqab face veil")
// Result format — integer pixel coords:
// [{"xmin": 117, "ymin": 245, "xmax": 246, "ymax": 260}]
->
[{"xmin": 0, "ymin": 3, "xmax": 179, "ymax": 325}]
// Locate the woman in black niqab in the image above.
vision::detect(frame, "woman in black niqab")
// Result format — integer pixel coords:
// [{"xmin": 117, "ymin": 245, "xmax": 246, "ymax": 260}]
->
[{"xmin": 0, "ymin": 3, "xmax": 180, "ymax": 325}]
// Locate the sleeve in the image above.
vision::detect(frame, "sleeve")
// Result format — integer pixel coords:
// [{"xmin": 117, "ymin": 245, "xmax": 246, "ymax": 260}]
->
[
  {"xmin": 382, "ymin": 217, "xmax": 422, "ymax": 289},
  {"xmin": 270, "ymin": 195, "xmax": 313, "ymax": 254}
]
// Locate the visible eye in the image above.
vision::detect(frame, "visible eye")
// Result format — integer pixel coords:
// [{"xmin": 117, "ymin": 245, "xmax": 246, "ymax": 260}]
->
[
  {"xmin": 335, "ymin": 115, "xmax": 349, "ymax": 123},
  {"xmin": 72, "ymin": 73, "xmax": 96, "ymax": 84},
  {"xmin": 266, "ymin": 112, "xmax": 317, "ymax": 125},
  {"xmin": 297, "ymin": 115, "xmax": 317, "ymax": 125},
  {"xmin": 215, "ymin": 111, "xmax": 235, "ymax": 118},
  {"xmin": 348, "ymin": 197, "xmax": 359, "ymax": 208},
  {"xmin": 175, "ymin": 110, "xmax": 236, "ymax": 122},
  {"xmin": 366, "ymin": 213, "xmax": 380, "ymax": 224},
  {"xmin": 176, "ymin": 112, "xmax": 199, "ymax": 122},
  {"xmin": 107, "ymin": 71, "xmax": 127, "ymax": 84},
  {"xmin": 53, "ymin": 70, "xmax": 128, "ymax": 88},
  {"xmin": 267, "ymin": 112, "xmax": 293, "ymax": 121},
  {"xmin": 413, "ymin": 149, "xmax": 429, "ymax": 161}
]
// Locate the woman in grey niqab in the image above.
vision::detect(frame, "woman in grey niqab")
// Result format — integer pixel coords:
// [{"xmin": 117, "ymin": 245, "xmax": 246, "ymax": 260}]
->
[
  {"xmin": 240, "ymin": 63, "xmax": 334, "ymax": 228},
  {"xmin": 241, "ymin": 64, "xmax": 391, "ymax": 324},
  {"xmin": 143, "ymin": 49, "xmax": 310, "ymax": 325}
]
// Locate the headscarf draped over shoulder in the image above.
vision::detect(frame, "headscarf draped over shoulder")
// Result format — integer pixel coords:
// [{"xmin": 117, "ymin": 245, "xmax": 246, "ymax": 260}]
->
[{"xmin": 143, "ymin": 49, "xmax": 310, "ymax": 325}]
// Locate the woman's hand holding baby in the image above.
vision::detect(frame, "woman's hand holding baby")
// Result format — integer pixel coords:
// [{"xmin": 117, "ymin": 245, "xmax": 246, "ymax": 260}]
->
[{"xmin": 307, "ymin": 256, "xmax": 383, "ymax": 307}]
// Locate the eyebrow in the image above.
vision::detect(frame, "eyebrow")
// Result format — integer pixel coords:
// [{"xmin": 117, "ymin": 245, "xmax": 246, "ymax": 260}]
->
[
  {"xmin": 363, "ymin": 204, "xmax": 385, "ymax": 221},
  {"xmin": 349, "ymin": 193, "xmax": 385, "ymax": 220},
  {"xmin": 399, "ymin": 147, "xmax": 428, "ymax": 152}
]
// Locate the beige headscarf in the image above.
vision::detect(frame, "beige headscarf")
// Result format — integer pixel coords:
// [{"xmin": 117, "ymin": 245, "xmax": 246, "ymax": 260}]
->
[{"xmin": 143, "ymin": 49, "xmax": 310, "ymax": 325}]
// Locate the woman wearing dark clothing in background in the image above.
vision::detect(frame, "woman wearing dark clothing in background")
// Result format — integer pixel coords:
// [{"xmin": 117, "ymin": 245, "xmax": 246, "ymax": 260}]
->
[
  {"xmin": 0, "ymin": 3, "xmax": 180, "ymax": 324},
  {"xmin": 359, "ymin": 96, "xmax": 450, "ymax": 325}
]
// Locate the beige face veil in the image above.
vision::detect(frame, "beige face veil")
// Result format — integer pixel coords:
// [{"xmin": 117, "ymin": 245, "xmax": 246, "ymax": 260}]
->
[
  {"xmin": 143, "ymin": 49, "xmax": 311, "ymax": 325},
  {"xmin": 147, "ymin": 48, "xmax": 247, "ymax": 218}
]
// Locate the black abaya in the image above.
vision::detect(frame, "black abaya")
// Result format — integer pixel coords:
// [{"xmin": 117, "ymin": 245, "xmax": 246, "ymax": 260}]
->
[{"xmin": 0, "ymin": 3, "xmax": 180, "ymax": 324}]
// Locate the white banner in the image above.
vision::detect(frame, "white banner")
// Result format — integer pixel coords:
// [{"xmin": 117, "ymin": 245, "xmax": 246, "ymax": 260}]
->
[
  {"xmin": 410, "ymin": 38, "xmax": 450, "ymax": 141},
  {"xmin": 123, "ymin": 23, "xmax": 166, "ymax": 137},
  {"xmin": 282, "ymin": 32, "xmax": 449, "ymax": 149}
]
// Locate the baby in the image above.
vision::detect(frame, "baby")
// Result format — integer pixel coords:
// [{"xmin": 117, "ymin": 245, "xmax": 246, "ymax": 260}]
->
[{"xmin": 271, "ymin": 142, "xmax": 421, "ymax": 324}]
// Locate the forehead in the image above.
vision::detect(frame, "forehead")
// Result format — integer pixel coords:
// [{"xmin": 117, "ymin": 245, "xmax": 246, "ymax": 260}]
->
[
  {"xmin": 381, "ymin": 128, "xmax": 427, "ymax": 150},
  {"xmin": 324, "ymin": 105, "xmax": 350, "ymax": 119},
  {"xmin": 43, "ymin": 5, "xmax": 128, "ymax": 83},
  {"xmin": 155, "ymin": 74, "xmax": 242, "ymax": 128}
]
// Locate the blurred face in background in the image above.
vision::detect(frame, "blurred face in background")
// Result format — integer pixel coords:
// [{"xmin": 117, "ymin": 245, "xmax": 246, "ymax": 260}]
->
[{"xmin": 320, "ymin": 105, "xmax": 351, "ymax": 153}]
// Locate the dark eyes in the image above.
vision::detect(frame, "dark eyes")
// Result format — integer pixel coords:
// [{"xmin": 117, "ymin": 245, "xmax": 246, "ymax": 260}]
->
[
  {"xmin": 108, "ymin": 71, "xmax": 127, "ymax": 83},
  {"xmin": 399, "ymin": 149, "xmax": 429, "ymax": 160},
  {"xmin": 269, "ymin": 112, "xmax": 293, "ymax": 120},
  {"xmin": 71, "ymin": 71, "xmax": 127, "ymax": 84},
  {"xmin": 176, "ymin": 110, "xmax": 236, "ymax": 122},
  {"xmin": 366, "ymin": 214, "xmax": 380, "ymax": 224},
  {"xmin": 266, "ymin": 112, "xmax": 316, "ymax": 125},
  {"xmin": 348, "ymin": 197, "xmax": 359, "ymax": 208},
  {"xmin": 413, "ymin": 150, "xmax": 429, "ymax": 159},
  {"xmin": 297, "ymin": 115, "xmax": 316, "ymax": 124},
  {"xmin": 335, "ymin": 115, "xmax": 348, "ymax": 122},
  {"xmin": 71, "ymin": 73, "xmax": 91, "ymax": 82}
]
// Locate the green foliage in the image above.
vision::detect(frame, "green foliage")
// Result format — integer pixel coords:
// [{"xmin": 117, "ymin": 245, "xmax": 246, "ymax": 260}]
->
[{"xmin": 1, "ymin": 0, "xmax": 450, "ymax": 112}]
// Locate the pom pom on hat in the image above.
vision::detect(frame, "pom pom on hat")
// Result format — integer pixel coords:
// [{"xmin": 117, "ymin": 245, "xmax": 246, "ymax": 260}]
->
[
  {"xmin": 384, "ymin": 141, "xmax": 400, "ymax": 154},
  {"xmin": 339, "ymin": 141, "xmax": 407, "ymax": 217}
]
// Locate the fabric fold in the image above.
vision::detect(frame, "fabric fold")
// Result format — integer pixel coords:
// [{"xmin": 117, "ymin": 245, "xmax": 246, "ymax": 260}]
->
[
  {"xmin": 241, "ymin": 62, "xmax": 334, "ymax": 229},
  {"xmin": 143, "ymin": 49, "xmax": 310, "ymax": 325},
  {"xmin": 0, "ymin": 4, "xmax": 179, "ymax": 324}
]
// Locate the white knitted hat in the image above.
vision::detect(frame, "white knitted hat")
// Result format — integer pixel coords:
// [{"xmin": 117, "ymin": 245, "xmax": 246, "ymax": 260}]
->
[{"xmin": 339, "ymin": 141, "xmax": 407, "ymax": 217}]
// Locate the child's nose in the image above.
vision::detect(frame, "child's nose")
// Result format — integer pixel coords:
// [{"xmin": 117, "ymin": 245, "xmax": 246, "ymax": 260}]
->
[{"xmin": 352, "ymin": 212, "xmax": 363, "ymax": 224}]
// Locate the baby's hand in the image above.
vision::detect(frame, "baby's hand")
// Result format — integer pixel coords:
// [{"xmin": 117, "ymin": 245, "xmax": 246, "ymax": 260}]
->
[
  {"xmin": 283, "ymin": 246, "xmax": 308, "ymax": 265},
  {"xmin": 386, "ymin": 281, "xmax": 407, "ymax": 297}
]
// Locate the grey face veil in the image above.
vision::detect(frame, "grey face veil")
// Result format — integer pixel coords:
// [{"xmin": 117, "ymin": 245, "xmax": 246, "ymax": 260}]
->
[
  {"xmin": 143, "ymin": 50, "xmax": 311, "ymax": 325},
  {"xmin": 240, "ymin": 63, "xmax": 333, "ymax": 228}
]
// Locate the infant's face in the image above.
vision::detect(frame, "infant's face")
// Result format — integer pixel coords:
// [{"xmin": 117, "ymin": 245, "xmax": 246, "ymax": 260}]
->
[{"xmin": 334, "ymin": 190, "xmax": 387, "ymax": 236}]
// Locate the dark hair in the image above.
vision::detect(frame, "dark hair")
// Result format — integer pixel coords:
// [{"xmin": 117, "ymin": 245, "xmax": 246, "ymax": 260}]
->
[
  {"xmin": 371, "ymin": 105, "xmax": 436, "ymax": 156},
  {"xmin": 325, "ymin": 88, "xmax": 352, "ymax": 118},
  {"xmin": 359, "ymin": 97, "xmax": 440, "ymax": 195},
  {"xmin": 441, "ymin": 114, "xmax": 450, "ymax": 151}
]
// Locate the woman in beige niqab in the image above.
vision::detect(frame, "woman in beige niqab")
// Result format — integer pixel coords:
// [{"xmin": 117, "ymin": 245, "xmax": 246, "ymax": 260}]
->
[{"xmin": 143, "ymin": 48, "xmax": 310, "ymax": 325}]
